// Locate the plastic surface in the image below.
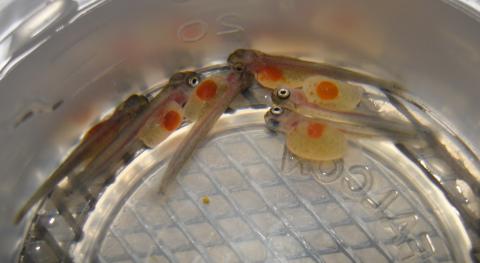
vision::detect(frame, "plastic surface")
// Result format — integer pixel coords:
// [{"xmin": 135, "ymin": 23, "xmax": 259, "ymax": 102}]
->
[
  {"xmin": 0, "ymin": 0, "xmax": 480, "ymax": 262},
  {"xmin": 73, "ymin": 110, "xmax": 470, "ymax": 262}
]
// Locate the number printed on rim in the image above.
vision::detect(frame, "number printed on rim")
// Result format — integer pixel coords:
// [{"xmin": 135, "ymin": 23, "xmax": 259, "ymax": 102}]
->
[{"xmin": 177, "ymin": 14, "xmax": 245, "ymax": 43}]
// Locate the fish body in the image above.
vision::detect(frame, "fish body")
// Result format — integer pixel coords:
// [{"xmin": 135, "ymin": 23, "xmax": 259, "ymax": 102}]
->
[
  {"xmin": 14, "ymin": 71, "xmax": 208, "ymax": 223},
  {"xmin": 265, "ymin": 106, "xmax": 346, "ymax": 161},
  {"xmin": 228, "ymin": 49, "xmax": 416, "ymax": 139},
  {"xmin": 14, "ymin": 94, "xmax": 149, "ymax": 224},
  {"xmin": 227, "ymin": 49, "xmax": 402, "ymax": 93},
  {"xmin": 265, "ymin": 105, "xmax": 426, "ymax": 163},
  {"xmin": 159, "ymin": 68, "xmax": 254, "ymax": 192},
  {"xmin": 71, "ymin": 72, "xmax": 201, "ymax": 189},
  {"xmin": 271, "ymin": 87, "xmax": 422, "ymax": 141}
]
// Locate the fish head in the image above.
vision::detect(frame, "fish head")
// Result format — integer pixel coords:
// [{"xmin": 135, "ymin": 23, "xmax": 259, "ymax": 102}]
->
[
  {"xmin": 167, "ymin": 71, "xmax": 206, "ymax": 104},
  {"xmin": 116, "ymin": 94, "xmax": 149, "ymax": 115},
  {"xmin": 227, "ymin": 49, "xmax": 260, "ymax": 73},
  {"xmin": 169, "ymin": 71, "xmax": 204, "ymax": 90},
  {"xmin": 264, "ymin": 105, "xmax": 291, "ymax": 132}
]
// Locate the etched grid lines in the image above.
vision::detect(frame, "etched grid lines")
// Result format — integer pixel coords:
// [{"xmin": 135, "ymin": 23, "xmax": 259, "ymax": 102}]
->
[{"xmin": 99, "ymin": 127, "xmax": 452, "ymax": 263}]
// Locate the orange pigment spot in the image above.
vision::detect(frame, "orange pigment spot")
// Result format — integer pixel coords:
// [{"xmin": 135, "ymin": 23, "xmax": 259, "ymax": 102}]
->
[
  {"xmin": 196, "ymin": 79, "xmax": 218, "ymax": 101},
  {"xmin": 316, "ymin": 81, "xmax": 339, "ymax": 100},
  {"xmin": 163, "ymin": 110, "xmax": 182, "ymax": 131},
  {"xmin": 257, "ymin": 65, "xmax": 284, "ymax": 82},
  {"xmin": 307, "ymin": 122, "xmax": 325, "ymax": 138}
]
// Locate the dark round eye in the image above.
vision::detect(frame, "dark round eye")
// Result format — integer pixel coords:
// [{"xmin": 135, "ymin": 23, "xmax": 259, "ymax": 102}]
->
[
  {"xmin": 270, "ymin": 106, "xmax": 284, "ymax": 115},
  {"xmin": 188, "ymin": 76, "xmax": 200, "ymax": 87},
  {"xmin": 233, "ymin": 63, "xmax": 245, "ymax": 72},
  {"xmin": 276, "ymin": 88, "xmax": 290, "ymax": 99}
]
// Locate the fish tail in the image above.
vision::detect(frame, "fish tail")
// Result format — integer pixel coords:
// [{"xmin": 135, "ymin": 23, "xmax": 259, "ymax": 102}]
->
[
  {"xmin": 13, "ymin": 170, "xmax": 68, "ymax": 224},
  {"xmin": 73, "ymin": 139, "xmax": 146, "ymax": 191},
  {"xmin": 298, "ymin": 106, "xmax": 421, "ymax": 140}
]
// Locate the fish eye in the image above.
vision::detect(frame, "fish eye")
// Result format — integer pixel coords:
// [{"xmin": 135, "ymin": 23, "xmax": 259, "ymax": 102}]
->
[
  {"xmin": 233, "ymin": 63, "xmax": 245, "ymax": 72},
  {"xmin": 270, "ymin": 106, "xmax": 284, "ymax": 115},
  {"xmin": 188, "ymin": 76, "xmax": 200, "ymax": 87},
  {"xmin": 276, "ymin": 88, "xmax": 290, "ymax": 99}
]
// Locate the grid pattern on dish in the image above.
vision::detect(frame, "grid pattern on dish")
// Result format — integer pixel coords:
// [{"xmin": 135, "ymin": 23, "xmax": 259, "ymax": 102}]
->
[{"xmin": 98, "ymin": 127, "xmax": 453, "ymax": 263}]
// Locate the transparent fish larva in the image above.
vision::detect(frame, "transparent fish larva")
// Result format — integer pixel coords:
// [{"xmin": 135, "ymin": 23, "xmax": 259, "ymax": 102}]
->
[
  {"xmin": 159, "ymin": 70, "xmax": 253, "ymax": 192},
  {"xmin": 136, "ymin": 71, "xmax": 202, "ymax": 148},
  {"xmin": 227, "ymin": 48, "xmax": 399, "ymax": 94},
  {"xmin": 271, "ymin": 87, "xmax": 421, "ymax": 141},
  {"xmin": 228, "ymin": 49, "xmax": 364, "ymax": 111},
  {"xmin": 14, "ymin": 94, "xmax": 149, "ymax": 224},
  {"xmin": 14, "ymin": 72, "xmax": 198, "ymax": 224},
  {"xmin": 140, "ymin": 74, "xmax": 232, "ymax": 148}
]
